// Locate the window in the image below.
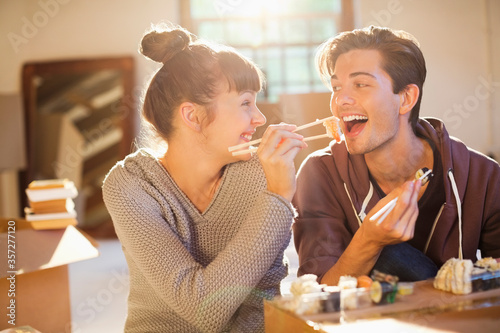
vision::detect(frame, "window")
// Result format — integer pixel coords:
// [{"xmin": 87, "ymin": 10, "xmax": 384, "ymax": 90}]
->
[{"xmin": 183, "ymin": 0, "xmax": 351, "ymax": 102}]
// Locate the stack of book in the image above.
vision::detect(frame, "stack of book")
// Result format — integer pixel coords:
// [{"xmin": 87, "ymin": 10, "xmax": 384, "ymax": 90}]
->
[{"xmin": 24, "ymin": 179, "xmax": 79, "ymax": 229}]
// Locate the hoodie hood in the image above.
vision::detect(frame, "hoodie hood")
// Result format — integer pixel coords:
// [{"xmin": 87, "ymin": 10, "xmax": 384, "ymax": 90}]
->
[
  {"xmin": 330, "ymin": 117, "xmax": 473, "ymax": 261},
  {"xmin": 417, "ymin": 118, "xmax": 470, "ymax": 203}
]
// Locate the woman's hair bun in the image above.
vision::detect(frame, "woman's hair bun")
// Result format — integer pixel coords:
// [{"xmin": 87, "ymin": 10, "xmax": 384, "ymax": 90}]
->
[{"xmin": 140, "ymin": 24, "xmax": 192, "ymax": 64}]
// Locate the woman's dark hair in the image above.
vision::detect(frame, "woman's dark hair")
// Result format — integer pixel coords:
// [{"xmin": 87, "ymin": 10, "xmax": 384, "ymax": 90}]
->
[
  {"xmin": 139, "ymin": 23, "xmax": 265, "ymax": 147},
  {"xmin": 316, "ymin": 26, "xmax": 426, "ymax": 133}
]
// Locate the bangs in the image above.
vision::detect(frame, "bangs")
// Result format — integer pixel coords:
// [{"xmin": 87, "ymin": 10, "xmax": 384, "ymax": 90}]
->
[{"xmin": 218, "ymin": 51, "xmax": 265, "ymax": 93}]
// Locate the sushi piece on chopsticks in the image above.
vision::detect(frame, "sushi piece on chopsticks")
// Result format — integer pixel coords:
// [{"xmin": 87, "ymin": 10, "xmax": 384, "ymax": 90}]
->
[{"xmin": 230, "ymin": 116, "xmax": 343, "ymax": 156}]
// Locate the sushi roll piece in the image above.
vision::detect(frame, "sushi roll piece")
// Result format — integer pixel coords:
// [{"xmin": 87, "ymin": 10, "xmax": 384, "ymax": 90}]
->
[
  {"xmin": 475, "ymin": 257, "xmax": 500, "ymax": 271},
  {"xmin": 370, "ymin": 281, "xmax": 398, "ymax": 305},
  {"xmin": 415, "ymin": 167, "xmax": 433, "ymax": 186},
  {"xmin": 322, "ymin": 291, "xmax": 341, "ymax": 312},
  {"xmin": 338, "ymin": 275, "xmax": 358, "ymax": 289},
  {"xmin": 434, "ymin": 258, "xmax": 474, "ymax": 294},
  {"xmin": 357, "ymin": 275, "xmax": 373, "ymax": 289},
  {"xmin": 471, "ymin": 269, "xmax": 500, "ymax": 292}
]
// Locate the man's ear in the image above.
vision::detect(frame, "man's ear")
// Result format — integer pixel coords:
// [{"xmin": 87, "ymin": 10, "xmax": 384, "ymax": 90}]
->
[
  {"xmin": 179, "ymin": 102, "xmax": 202, "ymax": 132},
  {"xmin": 399, "ymin": 84, "xmax": 419, "ymax": 115}
]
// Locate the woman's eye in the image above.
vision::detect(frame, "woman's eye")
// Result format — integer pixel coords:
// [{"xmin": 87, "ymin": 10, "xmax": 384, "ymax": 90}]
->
[
  {"xmin": 242, "ymin": 101, "xmax": 251, "ymax": 107},
  {"xmin": 355, "ymin": 83, "xmax": 368, "ymax": 88},
  {"xmin": 332, "ymin": 86, "xmax": 341, "ymax": 92}
]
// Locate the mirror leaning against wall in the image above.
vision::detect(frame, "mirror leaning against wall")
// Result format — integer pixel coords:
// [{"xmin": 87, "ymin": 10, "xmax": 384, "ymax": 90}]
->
[{"xmin": 19, "ymin": 57, "xmax": 135, "ymax": 236}]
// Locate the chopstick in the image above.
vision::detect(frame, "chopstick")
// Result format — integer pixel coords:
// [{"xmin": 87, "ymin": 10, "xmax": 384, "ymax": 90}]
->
[
  {"xmin": 228, "ymin": 115, "xmax": 338, "ymax": 152},
  {"xmin": 294, "ymin": 115, "xmax": 338, "ymax": 132},
  {"xmin": 369, "ymin": 168, "xmax": 433, "ymax": 224},
  {"xmin": 231, "ymin": 147, "xmax": 258, "ymax": 156},
  {"xmin": 231, "ymin": 133, "xmax": 333, "ymax": 156},
  {"xmin": 370, "ymin": 197, "xmax": 398, "ymax": 224}
]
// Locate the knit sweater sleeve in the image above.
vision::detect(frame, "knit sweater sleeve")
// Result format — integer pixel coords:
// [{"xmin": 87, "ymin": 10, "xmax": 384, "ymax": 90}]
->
[{"xmin": 102, "ymin": 159, "xmax": 293, "ymax": 332}]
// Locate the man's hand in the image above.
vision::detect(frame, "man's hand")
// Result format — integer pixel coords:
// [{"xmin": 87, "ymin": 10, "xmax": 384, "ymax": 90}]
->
[{"xmin": 360, "ymin": 180, "xmax": 422, "ymax": 248}]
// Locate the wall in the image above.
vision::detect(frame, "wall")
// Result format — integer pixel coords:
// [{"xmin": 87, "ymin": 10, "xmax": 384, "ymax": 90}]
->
[
  {"xmin": 0, "ymin": 0, "xmax": 179, "ymax": 216},
  {"xmin": 354, "ymin": 0, "xmax": 500, "ymax": 157},
  {"xmin": 0, "ymin": 0, "xmax": 179, "ymax": 93}
]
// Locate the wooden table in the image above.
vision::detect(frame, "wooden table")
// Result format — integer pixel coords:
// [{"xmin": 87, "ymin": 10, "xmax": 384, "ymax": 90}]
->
[{"xmin": 264, "ymin": 279, "xmax": 500, "ymax": 332}]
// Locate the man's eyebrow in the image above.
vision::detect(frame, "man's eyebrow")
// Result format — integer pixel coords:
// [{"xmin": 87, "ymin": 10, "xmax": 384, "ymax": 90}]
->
[
  {"xmin": 331, "ymin": 72, "xmax": 377, "ymax": 80},
  {"xmin": 350, "ymin": 71, "xmax": 376, "ymax": 79}
]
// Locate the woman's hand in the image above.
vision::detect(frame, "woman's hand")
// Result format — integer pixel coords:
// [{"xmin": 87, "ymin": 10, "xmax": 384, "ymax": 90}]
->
[
  {"xmin": 257, "ymin": 123, "xmax": 307, "ymax": 201},
  {"xmin": 358, "ymin": 180, "xmax": 422, "ymax": 248}
]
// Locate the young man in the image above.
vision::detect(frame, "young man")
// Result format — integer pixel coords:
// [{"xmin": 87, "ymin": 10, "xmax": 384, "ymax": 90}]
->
[{"xmin": 292, "ymin": 26, "xmax": 500, "ymax": 285}]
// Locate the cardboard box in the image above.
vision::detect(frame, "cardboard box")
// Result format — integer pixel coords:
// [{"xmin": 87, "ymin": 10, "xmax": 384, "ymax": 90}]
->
[{"xmin": 0, "ymin": 219, "xmax": 99, "ymax": 332}]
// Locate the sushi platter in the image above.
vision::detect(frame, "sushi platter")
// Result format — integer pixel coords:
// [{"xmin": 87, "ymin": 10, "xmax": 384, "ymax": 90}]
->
[
  {"xmin": 265, "ymin": 261, "xmax": 500, "ymax": 333},
  {"xmin": 265, "ymin": 278, "xmax": 500, "ymax": 332}
]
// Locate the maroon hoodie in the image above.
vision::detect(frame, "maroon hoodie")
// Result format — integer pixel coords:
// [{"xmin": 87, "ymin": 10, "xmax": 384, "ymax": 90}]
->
[{"xmin": 292, "ymin": 117, "xmax": 500, "ymax": 281}]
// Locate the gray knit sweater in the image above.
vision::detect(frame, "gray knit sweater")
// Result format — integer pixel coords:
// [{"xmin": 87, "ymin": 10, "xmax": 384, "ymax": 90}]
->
[{"xmin": 102, "ymin": 149, "xmax": 293, "ymax": 332}]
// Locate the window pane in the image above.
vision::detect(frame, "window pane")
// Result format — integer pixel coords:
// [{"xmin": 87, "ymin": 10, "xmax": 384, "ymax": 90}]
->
[
  {"xmin": 192, "ymin": 0, "xmax": 341, "ymax": 18},
  {"xmin": 285, "ymin": 47, "xmax": 309, "ymax": 84},
  {"xmin": 311, "ymin": 18, "xmax": 338, "ymax": 43},
  {"xmin": 286, "ymin": 84, "xmax": 311, "ymax": 94},
  {"xmin": 282, "ymin": 19, "xmax": 309, "ymax": 44},
  {"xmin": 237, "ymin": 48, "xmax": 257, "ymax": 63},
  {"xmin": 266, "ymin": 86, "xmax": 283, "ymax": 103},
  {"xmin": 264, "ymin": 47, "xmax": 283, "ymax": 84},
  {"xmin": 277, "ymin": 0, "xmax": 341, "ymax": 15},
  {"xmin": 309, "ymin": 45, "xmax": 319, "ymax": 77},
  {"xmin": 225, "ymin": 20, "xmax": 262, "ymax": 46},
  {"xmin": 191, "ymin": 0, "xmax": 219, "ymax": 19},
  {"xmin": 264, "ymin": 19, "xmax": 281, "ymax": 45},
  {"xmin": 198, "ymin": 21, "xmax": 225, "ymax": 42},
  {"xmin": 251, "ymin": 48, "xmax": 268, "ymax": 72}
]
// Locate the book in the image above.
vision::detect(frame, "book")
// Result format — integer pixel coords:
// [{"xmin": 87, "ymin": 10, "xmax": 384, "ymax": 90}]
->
[
  {"xmin": 29, "ymin": 197, "xmax": 75, "ymax": 214},
  {"xmin": 26, "ymin": 179, "xmax": 78, "ymax": 202},
  {"xmin": 1, "ymin": 217, "xmax": 77, "ymax": 231},
  {"xmin": 26, "ymin": 218, "xmax": 78, "ymax": 230},
  {"xmin": 28, "ymin": 178, "xmax": 71, "ymax": 189},
  {"xmin": 24, "ymin": 207, "xmax": 77, "ymax": 221}
]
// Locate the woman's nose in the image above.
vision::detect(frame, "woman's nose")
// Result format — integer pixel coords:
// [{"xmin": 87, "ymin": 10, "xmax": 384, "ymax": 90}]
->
[{"xmin": 253, "ymin": 106, "xmax": 266, "ymax": 126}]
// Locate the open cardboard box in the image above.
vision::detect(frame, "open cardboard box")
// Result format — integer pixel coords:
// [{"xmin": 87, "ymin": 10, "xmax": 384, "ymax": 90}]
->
[{"xmin": 0, "ymin": 218, "xmax": 99, "ymax": 332}]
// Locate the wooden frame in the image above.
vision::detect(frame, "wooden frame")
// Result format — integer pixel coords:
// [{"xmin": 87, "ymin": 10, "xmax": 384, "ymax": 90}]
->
[{"xmin": 19, "ymin": 56, "xmax": 135, "ymax": 221}]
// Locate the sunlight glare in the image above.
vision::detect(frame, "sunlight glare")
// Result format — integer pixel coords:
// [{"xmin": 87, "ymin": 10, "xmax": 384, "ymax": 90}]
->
[{"xmin": 236, "ymin": 0, "xmax": 291, "ymax": 17}]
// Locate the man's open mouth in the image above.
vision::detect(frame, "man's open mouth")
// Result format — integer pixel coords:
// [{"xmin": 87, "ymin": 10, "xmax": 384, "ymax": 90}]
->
[{"xmin": 342, "ymin": 115, "xmax": 368, "ymax": 134}]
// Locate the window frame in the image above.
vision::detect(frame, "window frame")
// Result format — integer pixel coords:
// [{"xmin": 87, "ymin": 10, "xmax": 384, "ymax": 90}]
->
[{"xmin": 180, "ymin": 0, "xmax": 353, "ymax": 101}]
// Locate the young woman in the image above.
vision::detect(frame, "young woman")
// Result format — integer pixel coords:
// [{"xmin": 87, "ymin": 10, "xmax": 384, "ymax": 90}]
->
[{"xmin": 102, "ymin": 24, "xmax": 306, "ymax": 332}]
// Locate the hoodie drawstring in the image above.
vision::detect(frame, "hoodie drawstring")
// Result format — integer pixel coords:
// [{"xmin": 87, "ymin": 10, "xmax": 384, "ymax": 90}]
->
[
  {"xmin": 424, "ymin": 203, "xmax": 445, "ymax": 255},
  {"xmin": 359, "ymin": 182, "xmax": 373, "ymax": 222},
  {"xmin": 448, "ymin": 169, "xmax": 464, "ymax": 260},
  {"xmin": 344, "ymin": 182, "xmax": 374, "ymax": 227}
]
